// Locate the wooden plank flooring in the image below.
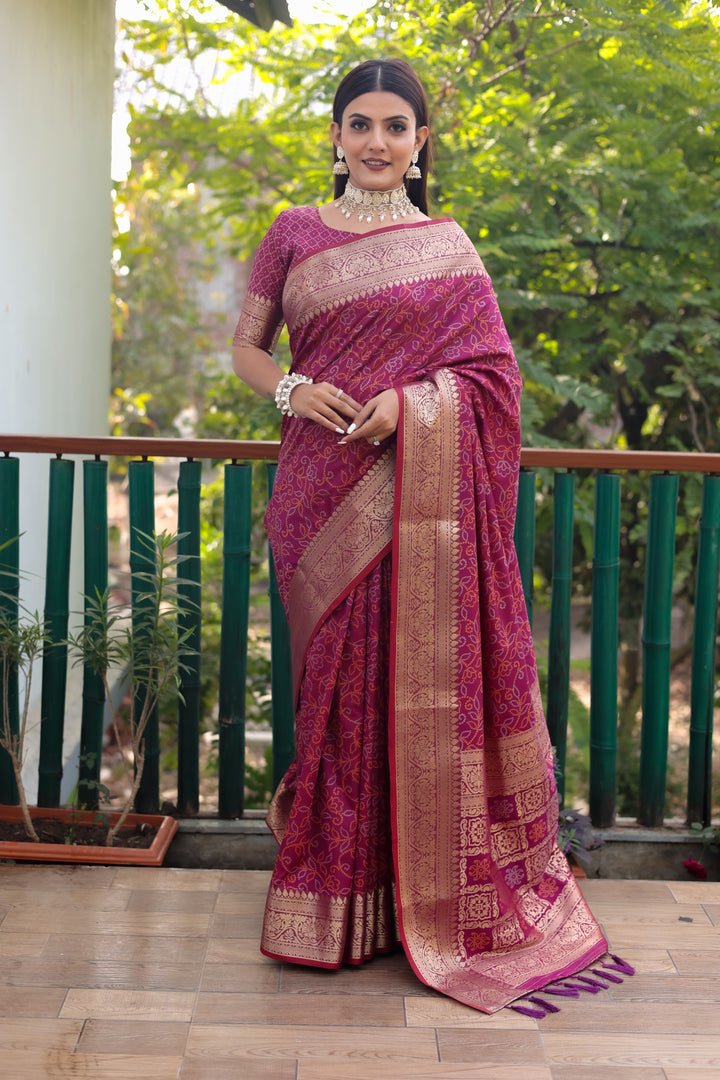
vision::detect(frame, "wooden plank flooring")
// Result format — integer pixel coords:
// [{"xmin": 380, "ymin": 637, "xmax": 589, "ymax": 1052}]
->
[{"xmin": 1, "ymin": 865, "xmax": 719, "ymax": 1079}]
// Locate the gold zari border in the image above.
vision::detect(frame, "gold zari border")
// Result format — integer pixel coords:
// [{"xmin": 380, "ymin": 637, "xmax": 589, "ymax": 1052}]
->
[
  {"xmin": 283, "ymin": 220, "xmax": 487, "ymax": 330},
  {"xmin": 392, "ymin": 371, "xmax": 607, "ymax": 1013},
  {"xmin": 393, "ymin": 369, "xmax": 461, "ymax": 979},
  {"xmin": 288, "ymin": 448, "xmax": 395, "ymax": 696},
  {"xmin": 261, "ymin": 883, "xmax": 396, "ymax": 966},
  {"xmin": 233, "ymin": 291, "xmax": 283, "ymax": 353}
]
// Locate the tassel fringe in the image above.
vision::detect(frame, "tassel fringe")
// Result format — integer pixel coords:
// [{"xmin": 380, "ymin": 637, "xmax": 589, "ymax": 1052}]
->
[{"xmin": 508, "ymin": 953, "xmax": 635, "ymax": 1019}]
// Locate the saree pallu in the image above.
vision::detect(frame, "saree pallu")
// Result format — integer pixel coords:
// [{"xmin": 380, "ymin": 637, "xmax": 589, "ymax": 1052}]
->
[{"xmin": 258, "ymin": 217, "xmax": 607, "ymax": 1012}]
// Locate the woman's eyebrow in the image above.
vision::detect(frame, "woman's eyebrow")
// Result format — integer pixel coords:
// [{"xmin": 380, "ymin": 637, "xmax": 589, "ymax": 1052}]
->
[{"xmin": 347, "ymin": 112, "xmax": 411, "ymax": 121}]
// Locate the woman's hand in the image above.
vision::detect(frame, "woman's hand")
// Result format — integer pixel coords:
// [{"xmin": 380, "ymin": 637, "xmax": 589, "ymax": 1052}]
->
[
  {"xmin": 289, "ymin": 380, "xmax": 362, "ymax": 433},
  {"xmin": 339, "ymin": 388, "xmax": 399, "ymax": 447}
]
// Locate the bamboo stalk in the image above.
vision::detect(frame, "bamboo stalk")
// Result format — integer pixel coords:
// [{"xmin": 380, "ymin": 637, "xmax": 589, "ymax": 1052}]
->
[
  {"xmin": 0, "ymin": 457, "xmax": 20, "ymax": 805},
  {"xmin": 514, "ymin": 469, "xmax": 536, "ymax": 628},
  {"xmin": 267, "ymin": 463, "xmax": 295, "ymax": 792},
  {"xmin": 129, "ymin": 461, "xmax": 159, "ymax": 814},
  {"xmin": 546, "ymin": 471, "xmax": 575, "ymax": 806},
  {"xmin": 687, "ymin": 474, "xmax": 720, "ymax": 825},
  {"xmin": 218, "ymin": 463, "xmax": 252, "ymax": 818},
  {"xmin": 589, "ymin": 473, "xmax": 620, "ymax": 827},
  {"xmin": 78, "ymin": 460, "xmax": 108, "ymax": 810},
  {"xmin": 37, "ymin": 457, "xmax": 75, "ymax": 806},
  {"xmin": 177, "ymin": 460, "xmax": 202, "ymax": 816},
  {"xmin": 638, "ymin": 473, "xmax": 678, "ymax": 826}
]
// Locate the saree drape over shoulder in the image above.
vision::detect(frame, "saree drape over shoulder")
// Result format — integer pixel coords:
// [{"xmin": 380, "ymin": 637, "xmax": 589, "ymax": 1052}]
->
[{"xmin": 234, "ymin": 207, "xmax": 607, "ymax": 1013}]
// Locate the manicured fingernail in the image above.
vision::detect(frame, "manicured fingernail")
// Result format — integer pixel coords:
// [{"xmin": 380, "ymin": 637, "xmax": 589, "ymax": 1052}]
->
[
  {"xmin": 335, "ymin": 427, "xmax": 344, "ymax": 434},
  {"xmin": 346, "ymin": 422, "xmax": 356, "ymax": 434},
  {"xmin": 338, "ymin": 439, "xmax": 347, "ymax": 445}
]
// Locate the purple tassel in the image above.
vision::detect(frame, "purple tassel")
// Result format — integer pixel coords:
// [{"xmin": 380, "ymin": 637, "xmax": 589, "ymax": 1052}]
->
[
  {"xmin": 561, "ymin": 979, "xmax": 603, "ymax": 994},
  {"xmin": 573, "ymin": 974, "xmax": 611, "ymax": 990},
  {"xmin": 526, "ymin": 995, "xmax": 560, "ymax": 1014},
  {"xmin": 604, "ymin": 954, "xmax": 636, "ymax": 976},
  {"xmin": 542, "ymin": 984, "xmax": 580, "ymax": 997},
  {"xmin": 581, "ymin": 971, "xmax": 613, "ymax": 986},
  {"xmin": 509, "ymin": 1002, "xmax": 548, "ymax": 1019},
  {"xmin": 590, "ymin": 967, "xmax": 623, "ymax": 984},
  {"xmin": 505, "ymin": 953, "xmax": 635, "ymax": 1019}
]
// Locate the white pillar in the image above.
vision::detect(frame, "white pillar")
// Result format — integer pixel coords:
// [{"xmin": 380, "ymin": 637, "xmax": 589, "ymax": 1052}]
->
[{"xmin": 0, "ymin": 0, "xmax": 115, "ymax": 799}]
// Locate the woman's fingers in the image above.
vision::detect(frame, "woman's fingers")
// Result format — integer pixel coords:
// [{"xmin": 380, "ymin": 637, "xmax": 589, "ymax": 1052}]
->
[
  {"xmin": 285, "ymin": 381, "xmax": 397, "ymax": 443},
  {"xmin": 339, "ymin": 389, "xmax": 399, "ymax": 445},
  {"xmin": 314, "ymin": 382, "xmax": 361, "ymax": 411},
  {"xmin": 288, "ymin": 382, "xmax": 362, "ymax": 431}
]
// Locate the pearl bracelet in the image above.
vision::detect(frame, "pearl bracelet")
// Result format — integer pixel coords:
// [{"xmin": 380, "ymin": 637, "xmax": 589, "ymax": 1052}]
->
[{"xmin": 274, "ymin": 373, "xmax": 313, "ymax": 417}]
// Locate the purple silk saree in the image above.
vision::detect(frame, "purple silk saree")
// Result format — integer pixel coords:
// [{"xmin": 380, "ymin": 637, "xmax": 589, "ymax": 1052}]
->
[{"xmin": 234, "ymin": 207, "xmax": 607, "ymax": 1012}]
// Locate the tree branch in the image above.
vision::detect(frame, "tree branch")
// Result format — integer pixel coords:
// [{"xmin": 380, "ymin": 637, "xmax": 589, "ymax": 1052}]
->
[
  {"xmin": 473, "ymin": 35, "xmax": 590, "ymax": 92},
  {"xmin": 686, "ymin": 394, "xmax": 705, "ymax": 453}
]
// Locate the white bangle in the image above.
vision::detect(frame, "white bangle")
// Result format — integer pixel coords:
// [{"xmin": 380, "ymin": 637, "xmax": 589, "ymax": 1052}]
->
[{"xmin": 274, "ymin": 373, "xmax": 313, "ymax": 417}]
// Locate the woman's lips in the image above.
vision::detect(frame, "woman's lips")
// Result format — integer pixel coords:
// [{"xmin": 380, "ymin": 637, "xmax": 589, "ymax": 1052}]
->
[{"xmin": 362, "ymin": 159, "xmax": 390, "ymax": 170}]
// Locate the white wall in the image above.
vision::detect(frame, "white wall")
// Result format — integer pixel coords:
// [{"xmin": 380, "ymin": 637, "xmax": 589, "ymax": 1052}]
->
[{"xmin": 0, "ymin": 0, "xmax": 115, "ymax": 799}]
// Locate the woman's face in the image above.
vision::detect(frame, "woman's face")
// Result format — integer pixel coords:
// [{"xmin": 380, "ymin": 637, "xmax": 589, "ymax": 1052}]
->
[{"xmin": 331, "ymin": 91, "xmax": 428, "ymax": 191}]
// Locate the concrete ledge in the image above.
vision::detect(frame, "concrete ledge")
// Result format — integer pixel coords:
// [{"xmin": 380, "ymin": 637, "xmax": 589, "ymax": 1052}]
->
[
  {"xmin": 165, "ymin": 814, "xmax": 719, "ymax": 879},
  {"xmin": 166, "ymin": 814, "xmax": 277, "ymax": 870},
  {"xmin": 582, "ymin": 819, "xmax": 719, "ymax": 881}
]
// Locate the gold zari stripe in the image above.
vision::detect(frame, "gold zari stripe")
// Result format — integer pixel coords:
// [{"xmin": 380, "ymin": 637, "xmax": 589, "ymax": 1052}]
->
[{"xmin": 288, "ymin": 448, "xmax": 395, "ymax": 696}]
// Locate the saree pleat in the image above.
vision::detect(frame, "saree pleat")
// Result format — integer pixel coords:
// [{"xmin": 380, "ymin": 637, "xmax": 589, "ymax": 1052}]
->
[
  {"xmin": 262, "ymin": 560, "xmax": 397, "ymax": 966},
  {"xmin": 243, "ymin": 211, "xmax": 608, "ymax": 1009}
]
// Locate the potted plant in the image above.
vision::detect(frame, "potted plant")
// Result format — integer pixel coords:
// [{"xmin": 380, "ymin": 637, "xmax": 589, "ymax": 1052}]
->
[
  {"xmin": 0, "ymin": 530, "xmax": 193, "ymax": 865},
  {"xmin": 0, "ymin": 606, "xmax": 45, "ymax": 844},
  {"xmin": 557, "ymin": 807, "xmax": 604, "ymax": 877}
]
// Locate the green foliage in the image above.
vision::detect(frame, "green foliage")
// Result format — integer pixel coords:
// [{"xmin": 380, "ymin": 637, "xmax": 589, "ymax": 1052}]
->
[
  {"xmin": 112, "ymin": 161, "xmax": 218, "ymax": 435},
  {"xmin": 537, "ymin": 653, "xmax": 590, "ymax": 807},
  {"xmin": 0, "ymin": 604, "xmax": 46, "ymax": 841},
  {"xmin": 193, "ymin": 469, "xmax": 273, "ymax": 740},
  {"xmin": 193, "ymin": 363, "xmax": 282, "ymax": 443},
  {"xmin": 557, "ymin": 808, "xmax": 604, "ymax": 868},
  {"xmin": 245, "ymin": 745, "xmax": 274, "ymax": 809},
  {"xmin": 115, "ymin": 0, "xmax": 720, "ymax": 451},
  {"xmin": 689, "ymin": 819, "xmax": 720, "ymax": 854},
  {"xmin": 112, "ymin": 0, "xmax": 720, "ymax": 808},
  {"xmin": 64, "ymin": 752, "xmax": 116, "ymax": 844}
]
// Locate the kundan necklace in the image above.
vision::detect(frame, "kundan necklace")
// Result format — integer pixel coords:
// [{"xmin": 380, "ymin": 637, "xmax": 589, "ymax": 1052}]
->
[{"xmin": 334, "ymin": 180, "xmax": 419, "ymax": 224}]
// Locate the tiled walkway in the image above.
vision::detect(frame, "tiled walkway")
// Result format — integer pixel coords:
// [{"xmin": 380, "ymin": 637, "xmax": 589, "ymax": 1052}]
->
[{"xmin": 1, "ymin": 865, "xmax": 719, "ymax": 1078}]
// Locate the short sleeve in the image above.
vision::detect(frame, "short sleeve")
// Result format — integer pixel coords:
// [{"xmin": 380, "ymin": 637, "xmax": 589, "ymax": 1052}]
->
[{"xmin": 232, "ymin": 215, "xmax": 290, "ymax": 354}]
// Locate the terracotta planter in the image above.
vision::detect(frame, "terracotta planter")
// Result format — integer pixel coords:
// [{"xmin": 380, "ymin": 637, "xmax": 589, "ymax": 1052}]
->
[{"xmin": 0, "ymin": 804, "xmax": 179, "ymax": 866}]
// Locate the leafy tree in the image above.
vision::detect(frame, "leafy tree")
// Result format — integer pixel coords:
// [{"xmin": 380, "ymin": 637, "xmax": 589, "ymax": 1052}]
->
[
  {"xmin": 114, "ymin": 0, "xmax": 720, "ymax": 809},
  {"xmin": 116, "ymin": 0, "xmax": 720, "ymax": 449},
  {"xmin": 112, "ymin": 160, "xmax": 219, "ymax": 435}
]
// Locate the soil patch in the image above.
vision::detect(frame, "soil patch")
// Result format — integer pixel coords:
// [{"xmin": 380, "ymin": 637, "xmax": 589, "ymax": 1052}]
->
[{"xmin": 0, "ymin": 818, "xmax": 158, "ymax": 849}]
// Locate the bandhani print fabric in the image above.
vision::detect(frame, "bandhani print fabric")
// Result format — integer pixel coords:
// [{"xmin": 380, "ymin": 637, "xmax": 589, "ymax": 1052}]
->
[{"xmin": 233, "ymin": 207, "xmax": 614, "ymax": 1012}]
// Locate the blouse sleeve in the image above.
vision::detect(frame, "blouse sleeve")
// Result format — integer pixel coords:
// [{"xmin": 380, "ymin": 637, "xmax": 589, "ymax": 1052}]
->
[{"xmin": 232, "ymin": 214, "xmax": 290, "ymax": 354}]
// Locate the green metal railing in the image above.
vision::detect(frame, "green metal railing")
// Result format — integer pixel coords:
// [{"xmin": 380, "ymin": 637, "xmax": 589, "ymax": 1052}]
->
[
  {"xmin": 545, "ymin": 471, "xmax": 575, "ymax": 804},
  {"xmin": 1, "ymin": 436, "xmax": 719, "ymax": 830},
  {"xmin": 0, "ymin": 454, "xmax": 20, "ymax": 805},
  {"xmin": 37, "ymin": 458, "xmax": 75, "ymax": 806},
  {"xmin": 218, "ymin": 463, "xmax": 253, "ymax": 819},
  {"xmin": 177, "ymin": 459, "xmax": 202, "ymax": 815},
  {"xmin": 589, "ymin": 474, "xmax": 620, "ymax": 828}
]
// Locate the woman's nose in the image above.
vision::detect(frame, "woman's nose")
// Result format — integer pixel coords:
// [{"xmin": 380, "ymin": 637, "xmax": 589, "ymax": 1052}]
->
[{"xmin": 367, "ymin": 126, "xmax": 386, "ymax": 149}]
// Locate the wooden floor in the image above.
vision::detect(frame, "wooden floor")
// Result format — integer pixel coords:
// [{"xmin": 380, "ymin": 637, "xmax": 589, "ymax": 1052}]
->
[{"xmin": 0, "ymin": 867, "xmax": 719, "ymax": 1079}]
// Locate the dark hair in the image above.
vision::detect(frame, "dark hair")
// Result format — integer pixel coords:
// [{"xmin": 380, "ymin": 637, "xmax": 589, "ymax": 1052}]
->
[{"xmin": 332, "ymin": 58, "xmax": 432, "ymax": 215}]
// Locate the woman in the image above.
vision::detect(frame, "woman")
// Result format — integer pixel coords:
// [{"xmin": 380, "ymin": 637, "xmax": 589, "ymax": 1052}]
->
[{"xmin": 233, "ymin": 58, "xmax": 612, "ymax": 1015}]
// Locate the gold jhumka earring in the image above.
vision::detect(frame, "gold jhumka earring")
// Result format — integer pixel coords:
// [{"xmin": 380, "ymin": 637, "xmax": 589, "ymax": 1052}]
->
[
  {"xmin": 405, "ymin": 150, "xmax": 422, "ymax": 180},
  {"xmin": 333, "ymin": 146, "xmax": 349, "ymax": 175}
]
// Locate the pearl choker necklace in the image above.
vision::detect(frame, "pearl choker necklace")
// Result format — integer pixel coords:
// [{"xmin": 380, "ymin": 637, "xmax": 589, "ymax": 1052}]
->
[{"xmin": 334, "ymin": 180, "xmax": 419, "ymax": 224}]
